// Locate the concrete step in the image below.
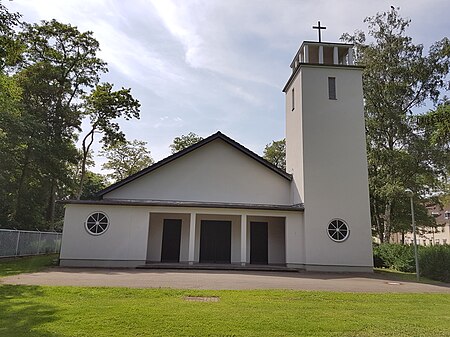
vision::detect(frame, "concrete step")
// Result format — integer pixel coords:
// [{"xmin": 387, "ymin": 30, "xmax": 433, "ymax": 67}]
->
[{"xmin": 136, "ymin": 263, "xmax": 300, "ymax": 272}]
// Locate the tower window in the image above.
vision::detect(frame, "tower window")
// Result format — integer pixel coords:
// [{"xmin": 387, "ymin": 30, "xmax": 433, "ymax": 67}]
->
[
  {"xmin": 328, "ymin": 77, "xmax": 336, "ymax": 100},
  {"xmin": 291, "ymin": 87, "xmax": 295, "ymax": 110}
]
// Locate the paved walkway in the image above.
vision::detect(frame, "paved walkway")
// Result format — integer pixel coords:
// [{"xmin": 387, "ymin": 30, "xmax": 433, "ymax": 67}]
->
[{"xmin": 2, "ymin": 267, "xmax": 450, "ymax": 293}]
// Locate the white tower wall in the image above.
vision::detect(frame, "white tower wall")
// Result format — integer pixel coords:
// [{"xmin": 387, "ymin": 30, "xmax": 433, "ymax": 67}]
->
[{"xmin": 285, "ymin": 43, "xmax": 373, "ymax": 272}]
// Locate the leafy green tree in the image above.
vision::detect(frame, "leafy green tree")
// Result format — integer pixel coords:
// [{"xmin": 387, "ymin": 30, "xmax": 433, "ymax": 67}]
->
[
  {"xmin": 0, "ymin": 1, "xmax": 20, "ymax": 35},
  {"xmin": 78, "ymin": 83, "xmax": 140, "ymax": 198},
  {"xmin": 418, "ymin": 102, "xmax": 450, "ymax": 147},
  {"xmin": 99, "ymin": 139, "xmax": 153, "ymax": 182},
  {"xmin": 342, "ymin": 7, "xmax": 450, "ymax": 242},
  {"xmin": 7, "ymin": 19, "xmax": 108, "ymax": 228},
  {"xmin": 0, "ymin": 1, "xmax": 21, "ymax": 69},
  {"xmin": 0, "ymin": 74, "xmax": 22, "ymax": 227},
  {"xmin": 390, "ymin": 196, "xmax": 437, "ymax": 243},
  {"xmin": 0, "ymin": 3, "xmax": 22, "ymax": 226},
  {"xmin": 79, "ymin": 171, "xmax": 108, "ymax": 200},
  {"xmin": 0, "ymin": 8, "xmax": 141, "ymax": 228},
  {"xmin": 170, "ymin": 132, "xmax": 203, "ymax": 153},
  {"xmin": 263, "ymin": 139, "xmax": 286, "ymax": 171}
]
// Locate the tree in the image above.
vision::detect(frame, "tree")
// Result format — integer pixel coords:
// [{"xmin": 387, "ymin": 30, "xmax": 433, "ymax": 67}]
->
[
  {"xmin": 418, "ymin": 102, "xmax": 450, "ymax": 147},
  {"xmin": 0, "ymin": 74, "xmax": 22, "ymax": 227},
  {"xmin": 99, "ymin": 139, "xmax": 153, "ymax": 182},
  {"xmin": 8, "ymin": 19, "xmax": 108, "ymax": 228},
  {"xmin": 0, "ymin": 7, "xmax": 141, "ymax": 228},
  {"xmin": 341, "ymin": 7, "xmax": 450, "ymax": 242},
  {"xmin": 0, "ymin": 1, "xmax": 20, "ymax": 35},
  {"xmin": 79, "ymin": 171, "xmax": 108, "ymax": 200},
  {"xmin": 0, "ymin": 3, "xmax": 22, "ymax": 227},
  {"xmin": 263, "ymin": 139, "xmax": 286, "ymax": 170},
  {"xmin": 0, "ymin": 1, "xmax": 21, "ymax": 69},
  {"xmin": 170, "ymin": 132, "xmax": 203, "ymax": 153},
  {"xmin": 77, "ymin": 83, "xmax": 140, "ymax": 198}
]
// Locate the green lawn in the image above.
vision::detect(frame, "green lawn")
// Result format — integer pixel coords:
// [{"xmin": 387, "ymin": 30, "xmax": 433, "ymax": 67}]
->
[
  {"xmin": 373, "ymin": 268, "xmax": 443, "ymax": 284},
  {"xmin": 1, "ymin": 256, "xmax": 449, "ymax": 337},
  {"xmin": 0, "ymin": 254, "xmax": 58, "ymax": 277}
]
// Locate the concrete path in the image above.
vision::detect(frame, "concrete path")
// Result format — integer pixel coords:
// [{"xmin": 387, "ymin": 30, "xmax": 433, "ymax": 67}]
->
[{"xmin": 2, "ymin": 267, "xmax": 450, "ymax": 293}]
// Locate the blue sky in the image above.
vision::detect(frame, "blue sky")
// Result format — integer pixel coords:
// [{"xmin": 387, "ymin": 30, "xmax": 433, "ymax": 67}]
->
[{"xmin": 5, "ymin": 0, "xmax": 450, "ymax": 172}]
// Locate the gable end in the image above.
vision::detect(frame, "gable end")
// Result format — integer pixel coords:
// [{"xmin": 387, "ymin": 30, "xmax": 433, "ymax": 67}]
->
[{"xmin": 96, "ymin": 131, "xmax": 292, "ymax": 198}]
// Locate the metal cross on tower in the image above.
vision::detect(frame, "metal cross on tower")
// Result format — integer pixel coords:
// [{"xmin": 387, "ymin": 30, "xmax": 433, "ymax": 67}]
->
[{"xmin": 312, "ymin": 21, "xmax": 326, "ymax": 42}]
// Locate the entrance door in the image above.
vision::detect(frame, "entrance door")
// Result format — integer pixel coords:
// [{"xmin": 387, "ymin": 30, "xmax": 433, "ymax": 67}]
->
[
  {"xmin": 200, "ymin": 220, "xmax": 231, "ymax": 263},
  {"xmin": 161, "ymin": 219, "xmax": 182, "ymax": 262},
  {"xmin": 250, "ymin": 222, "xmax": 268, "ymax": 264}
]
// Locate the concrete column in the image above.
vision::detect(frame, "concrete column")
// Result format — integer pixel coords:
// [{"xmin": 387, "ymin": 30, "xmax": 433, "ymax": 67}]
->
[
  {"xmin": 304, "ymin": 45, "xmax": 309, "ymax": 63},
  {"xmin": 319, "ymin": 45, "xmax": 324, "ymax": 64},
  {"xmin": 285, "ymin": 213, "xmax": 304, "ymax": 269},
  {"xmin": 348, "ymin": 48, "xmax": 354, "ymax": 65},
  {"xmin": 333, "ymin": 46, "xmax": 339, "ymax": 65},
  {"xmin": 188, "ymin": 212, "xmax": 196, "ymax": 265},
  {"xmin": 240, "ymin": 214, "xmax": 247, "ymax": 266}
]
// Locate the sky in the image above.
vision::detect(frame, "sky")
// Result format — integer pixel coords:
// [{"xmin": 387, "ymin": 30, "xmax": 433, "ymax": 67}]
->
[{"xmin": 5, "ymin": 0, "xmax": 450, "ymax": 172}]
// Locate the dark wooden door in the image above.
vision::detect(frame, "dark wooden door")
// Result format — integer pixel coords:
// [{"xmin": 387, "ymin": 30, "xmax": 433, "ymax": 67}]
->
[
  {"xmin": 161, "ymin": 219, "xmax": 182, "ymax": 262},
  {"xmin": 250, "ymin": 222, "xmax": 268, "ymax": 264},
  {"xmin": 200, "ymin": 220, "xmax": 231, "ymax": 263}
]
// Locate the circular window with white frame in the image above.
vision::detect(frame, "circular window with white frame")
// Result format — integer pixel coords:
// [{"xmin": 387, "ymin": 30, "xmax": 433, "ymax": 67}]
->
[
  {"xmin": 85, "ymin": 212, "xmax": 109, "ymax": 235},
  {"xmin": 327, "ymin": 219, "xmax": 349, "ymax": 242}
]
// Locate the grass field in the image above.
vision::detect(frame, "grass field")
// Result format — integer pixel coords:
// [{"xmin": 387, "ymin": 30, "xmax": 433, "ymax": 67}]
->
[
  {"xmin": 0, "ymin": 255, "xmax": 58, "ymax": 278},
  {"xmin": 1, "ymin": 256, "xmax": 450, "ymax": 337},
  {"xmin": 373, "ymin": 268, "xmax": 441, "ymax": 284}
]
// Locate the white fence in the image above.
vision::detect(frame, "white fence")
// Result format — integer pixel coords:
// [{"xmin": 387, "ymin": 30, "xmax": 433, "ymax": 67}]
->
[{"xmin": 0, "ymin": 229, "xmax": 62, "ymax": 258}]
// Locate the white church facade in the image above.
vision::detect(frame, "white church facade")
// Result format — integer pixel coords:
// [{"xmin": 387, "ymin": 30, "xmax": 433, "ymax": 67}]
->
[{"xmin": 59, "ymin": 39, "xmax": 374, "ymax": 272}]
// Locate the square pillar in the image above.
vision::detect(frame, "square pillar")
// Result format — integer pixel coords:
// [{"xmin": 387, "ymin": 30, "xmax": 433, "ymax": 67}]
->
[
  {"xmin": 333, "ymin": 46, "xmax": 339, "ymax": 65},
  {"xmin": 319, "ymin": 45, "xmax": 324, "ymax": 64},
  {"xmin": 303, "ymin": 45, "xmax": 309, "ymax": 63},
  {"xmin": 188, "ymin": 212, "xmax": 196, "ymax": 265},
  {"xmin": 348, "ymin": 48, "xmax": 354, "ymax": 65},
  {"xmin": 240, "ymin": 214, "xmax": 247, "ymax": 266}
]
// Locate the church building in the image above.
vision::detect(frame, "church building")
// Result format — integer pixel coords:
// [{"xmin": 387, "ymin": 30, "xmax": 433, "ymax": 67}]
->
[{"xmin": 59, "ymin": 36, "xmax": 373, "ymax": 272}]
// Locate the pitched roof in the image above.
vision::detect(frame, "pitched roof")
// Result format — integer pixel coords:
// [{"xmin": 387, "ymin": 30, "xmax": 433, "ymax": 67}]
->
[{"xmin": 96, "ymin": 131, "xmax": 292, "ymax": 198}]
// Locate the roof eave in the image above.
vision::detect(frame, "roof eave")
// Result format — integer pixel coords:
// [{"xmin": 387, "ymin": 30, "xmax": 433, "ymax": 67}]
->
[
  {"xmin": 58, "ymin": 199, "xmax": 304, "ymax": 212},
  {"xmin": 282, "ymin": 63, "xmax": 364, "ymax": 93}
]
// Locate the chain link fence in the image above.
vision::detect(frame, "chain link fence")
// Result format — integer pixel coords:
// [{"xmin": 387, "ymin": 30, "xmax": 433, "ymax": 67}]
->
[{"xmin": 0, "ymin": 229, "xmax": 62, "ymax": 258}]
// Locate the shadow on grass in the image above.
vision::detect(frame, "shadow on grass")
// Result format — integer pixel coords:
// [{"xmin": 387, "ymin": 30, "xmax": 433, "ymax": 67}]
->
[
  {"xmin": 0, "ymin": 285, "xmax": 61, "ymax": 337},
  {"xmin": 0, "ymin": 254, "xmax": 59, "ymax": 278}
]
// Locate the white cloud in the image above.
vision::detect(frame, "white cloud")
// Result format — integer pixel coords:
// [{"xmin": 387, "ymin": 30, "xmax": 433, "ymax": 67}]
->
[
  {"xmin": 149, "ymin": 0, "xmax": 204, "ymax": 67},
  {"xmin": 5, "ymin": 0, "xmax": 450, "ymax": 171}
]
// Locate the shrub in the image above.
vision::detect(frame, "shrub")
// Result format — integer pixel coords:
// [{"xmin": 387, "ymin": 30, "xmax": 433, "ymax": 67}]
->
[
  {"xmin": 373, "ymin": 244, "xmax": 415, "ymax": 272},
  {"xmin": 419, "ymin": 245, "xmax": 450, "ymax": 283}
]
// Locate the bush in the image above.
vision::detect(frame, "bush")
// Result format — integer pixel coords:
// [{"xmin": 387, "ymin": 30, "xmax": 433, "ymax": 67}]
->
[
  {"xmin": 373, "ymin": 244, "xmax": 415, "ymax": 272},
  {"xmin": 419, "ymin": 245, "xmax": 450, "ymax": 283}
]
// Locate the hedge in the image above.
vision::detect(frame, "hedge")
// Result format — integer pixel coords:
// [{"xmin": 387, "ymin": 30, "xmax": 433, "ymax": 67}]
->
[
  {"xmin": 373, "ymin": 243, "xmax": 415, "ymax": 272},
  {"xmin": 373, "ymin": 243, "xmax": 450, "ymax": 283},
  {"xmin": 419, "ymin": 245, "xmax": 450, "ymax": 283}
]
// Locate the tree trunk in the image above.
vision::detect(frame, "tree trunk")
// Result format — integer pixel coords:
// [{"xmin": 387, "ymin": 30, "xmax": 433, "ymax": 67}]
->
[
  {"xmin": 77, "ymin": 152, "xmax": 88, "ymax": 200},
  {"xmin": 382, "ymin": 200, "xmax": 393, "ymax": 243},
  {"xmin": 13, "ymin": 143, "xmax": 33, "ymax": 223},
  {"xmin": 46, "ymin": 177, "xmax": 57, "ymax": 225},
  {"xmin": 372, "ymin": 200, "xmax": 384, "ymax": 243},
  {"xmin": 76, "ymin": 128, "xmax": 95, "ymax": 199}
]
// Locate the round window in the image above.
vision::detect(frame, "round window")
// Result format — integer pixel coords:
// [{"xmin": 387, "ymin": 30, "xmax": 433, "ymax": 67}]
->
[
  {"xmin": 327, "ymin": 219, "xmax": 349, "ymax": 242},
  {"xmin": 85, "ymin": 212, "xmax": 109, "ymax": 235}
]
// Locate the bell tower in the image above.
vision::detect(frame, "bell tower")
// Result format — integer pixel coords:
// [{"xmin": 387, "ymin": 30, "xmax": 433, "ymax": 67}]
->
[{"xmin": 283, "ymin": 30, "xmax": 373, "ymax": 271}]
